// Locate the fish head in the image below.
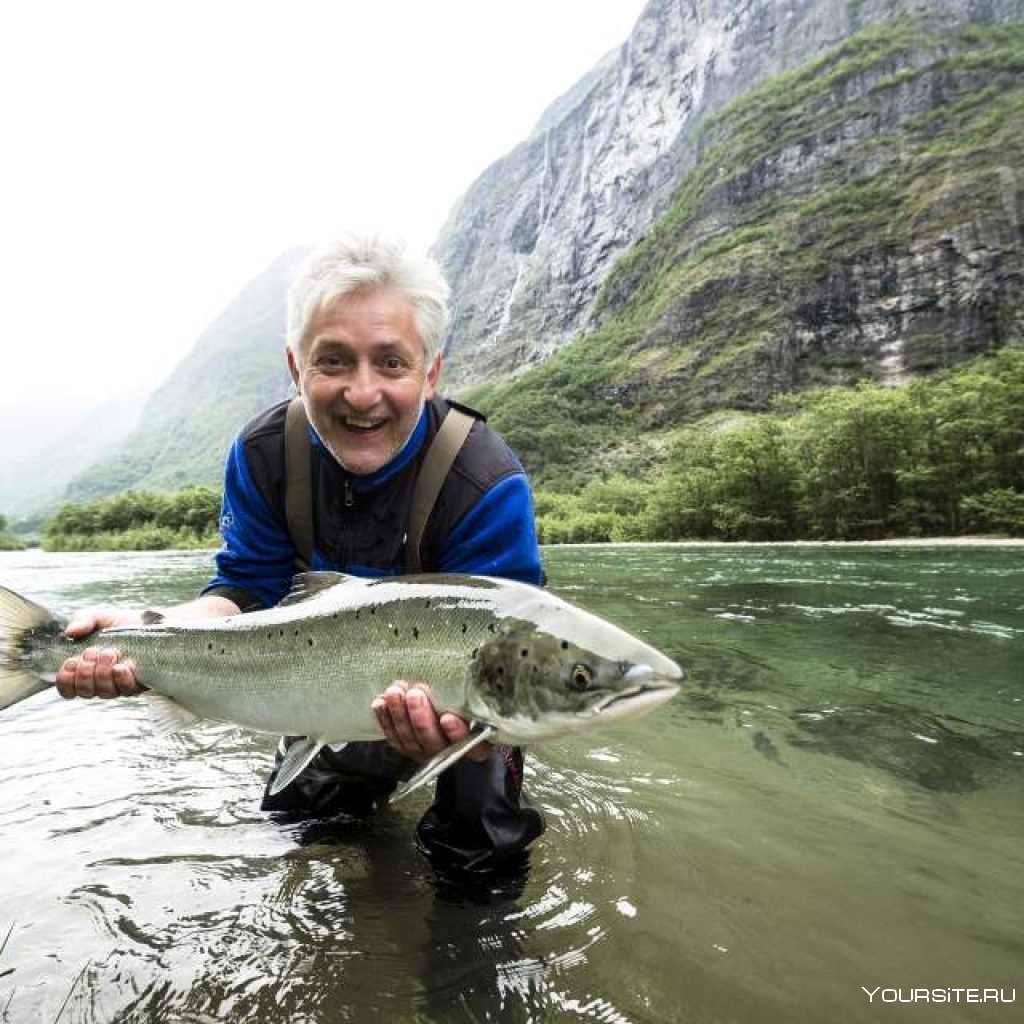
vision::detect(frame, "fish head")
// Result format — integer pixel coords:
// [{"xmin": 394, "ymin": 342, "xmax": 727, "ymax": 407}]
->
[{"xmin": 466, "ymin": 589, "xmax": 683, "ymax": 743}]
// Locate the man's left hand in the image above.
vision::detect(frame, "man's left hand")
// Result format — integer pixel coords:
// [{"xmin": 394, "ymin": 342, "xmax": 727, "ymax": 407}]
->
[{"xmin": 372, "ymin": 681, "xmax": 491, "ymax": 764}]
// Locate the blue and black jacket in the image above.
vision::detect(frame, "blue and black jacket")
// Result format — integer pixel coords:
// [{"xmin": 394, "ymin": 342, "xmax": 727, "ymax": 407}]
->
[{"xmin": 202, "ymin": 395, "xmax": 545, "ymax": 875}]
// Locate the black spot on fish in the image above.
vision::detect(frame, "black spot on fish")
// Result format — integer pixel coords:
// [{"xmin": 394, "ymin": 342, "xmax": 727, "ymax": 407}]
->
[
  {"xmin": 393, "ymin": 627, "xmax": 400, "ymax": 637},
  {"xmin": 207, "ymin": 643, "xmax": 213, "ymax": 651},
  {"xmin": 462, "ymin": 623, "xmax": 468, "ymax": 634},
  {"xmin": 520, "ymin": 649, "xmax": 528, "ymax": 658},
  {"xmin": 488, "ymin": 623, "xmax": 496, "ymax": 633},
  {"xmin": 561, "ymin": 641, "xmax": 569, "ymax": 650},
  {"xmin": 413, "ymin": 627, "xmax": 419, "ymax": 639},
  {"xmin": 307, "ymin": 638, "xmax": 314, "ymax": 647}
]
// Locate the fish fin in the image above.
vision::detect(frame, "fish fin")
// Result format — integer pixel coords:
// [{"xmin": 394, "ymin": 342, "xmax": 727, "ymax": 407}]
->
[
  {"xmin": 268, "ymin": 736, "xmax": 325, "ymax": 795},
  {"xmin": 141, "ymin": 609, "xmax": 165, "ymax": 625},
  {"xmin": 278, "ymin": 571, "xmax": 364, "ymax": 607},
  {"xmin": 0, "ymin": 586, "xmax": 63, "ymax": 710},
  {"xmin": 143, "ymin": 693, "xmax": 203, "ymax": 736},
  {"xmin": 389, "ymin": 723, "xmax": 497, "ymax": 805}
]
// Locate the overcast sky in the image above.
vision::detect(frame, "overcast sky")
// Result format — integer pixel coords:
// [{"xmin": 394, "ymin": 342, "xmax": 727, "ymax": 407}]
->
[{"xmin": 0, "ymin": 0, "xmax": 645, "ymax": 417}]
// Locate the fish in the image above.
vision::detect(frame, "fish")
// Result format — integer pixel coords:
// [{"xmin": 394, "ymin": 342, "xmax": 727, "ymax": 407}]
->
[{"xmin": 0, "ymin": 571, "xmax": 683, "ymax": 800}]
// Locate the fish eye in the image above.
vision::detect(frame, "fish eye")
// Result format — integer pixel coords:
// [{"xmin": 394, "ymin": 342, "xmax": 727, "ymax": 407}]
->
[{"xmin": 569, "ymin": 663, "xmax": 593, "ymax": 691}]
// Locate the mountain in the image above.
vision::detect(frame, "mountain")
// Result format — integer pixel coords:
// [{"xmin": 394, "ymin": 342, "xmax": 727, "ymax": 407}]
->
[
  {"xmin": 64, "ymin": 248, "xmax": 306, "ymax": 503},
  {"xmin": 58, "ymin": 0, "xmax": 1023, "ymax": 505},
  {"xmin": 435, "ymin": 0, "xmax": 1022, "ymax": 394},
  {"xmin": 455, "ymin": 2, "xmax": 1023, "ymax": 485}
]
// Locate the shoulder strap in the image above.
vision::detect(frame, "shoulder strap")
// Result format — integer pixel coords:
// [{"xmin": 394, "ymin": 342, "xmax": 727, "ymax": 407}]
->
[
  {"xmin": 284, "ymin": 396, "xmax": 314, "ymax": 572},
  {"xmin": 406, "ymin": 407, "xmax": 475, "ymax": 573}
]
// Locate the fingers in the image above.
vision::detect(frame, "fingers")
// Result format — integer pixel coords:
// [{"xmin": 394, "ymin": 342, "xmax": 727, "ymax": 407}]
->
[
  {"xmin": 64, "ymin": 612, "xmax": 105, "ymax": 640},
  {"xmin": 372, "ymin": 681, "xmax": 492, "ymax": 763},
  {"xmin": 56, "ymin": 647, "xmax": 142, "ymax": 700},
  {"xmin": 64, "ymin": 607, "xmax": 144, "ymax": 639}
]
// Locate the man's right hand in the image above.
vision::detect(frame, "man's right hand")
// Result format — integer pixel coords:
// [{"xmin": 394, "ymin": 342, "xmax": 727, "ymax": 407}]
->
[{"xmin": 56, "ymin": 609, "xmax": 145, "ymax": 700}]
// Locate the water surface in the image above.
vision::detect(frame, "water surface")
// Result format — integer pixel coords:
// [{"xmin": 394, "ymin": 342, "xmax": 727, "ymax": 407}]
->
[{"xmin": 0, "ymin": 545, "xmax": 1021, "ymax": 1022}]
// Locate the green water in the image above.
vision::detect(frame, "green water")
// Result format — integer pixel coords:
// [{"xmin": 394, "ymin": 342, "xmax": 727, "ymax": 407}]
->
[{"xmin": 0, "ymin": 545, "xmax": 1020, "ymax": 1023}]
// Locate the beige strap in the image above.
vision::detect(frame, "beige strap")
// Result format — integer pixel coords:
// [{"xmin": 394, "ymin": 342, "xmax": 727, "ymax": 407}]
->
[
  {"xmin": 284, "ymin": 396, "xmax": 314, "ymax": 572},
  {"xmin": 405, "ymin": 408, "xmax": 475, "ymax": 573}
]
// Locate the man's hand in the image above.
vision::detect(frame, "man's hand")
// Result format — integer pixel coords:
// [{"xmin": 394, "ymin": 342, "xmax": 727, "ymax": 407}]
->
[
  {"xmin": 56, "ymin": 608, "xmax": 145, "ymax": 700},
  {"xmin": 372, "ymin": 681, "xmax": 491, "ymax": 764}
]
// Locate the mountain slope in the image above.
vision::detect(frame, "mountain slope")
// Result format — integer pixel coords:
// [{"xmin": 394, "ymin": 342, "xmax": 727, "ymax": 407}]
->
[{"xmin": 65, "ymin": 248, "xmax": 306, "ymax": 502}]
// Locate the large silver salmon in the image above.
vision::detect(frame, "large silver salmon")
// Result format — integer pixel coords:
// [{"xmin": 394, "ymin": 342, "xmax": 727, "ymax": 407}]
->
[{"xmin": 0, "ymin": 572, "xmax": 682, "ymax": 798}]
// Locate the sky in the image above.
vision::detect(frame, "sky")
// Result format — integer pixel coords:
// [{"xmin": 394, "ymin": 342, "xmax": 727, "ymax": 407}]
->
[{"xmin": 0, "ymin": 0, "xmax": 646, "ymax": 419}]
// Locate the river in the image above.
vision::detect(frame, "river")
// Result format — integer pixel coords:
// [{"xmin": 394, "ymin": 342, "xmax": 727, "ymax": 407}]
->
[{"xmin": 0, "ymin": 545, "xmax": 1021, "ymax": 1023}]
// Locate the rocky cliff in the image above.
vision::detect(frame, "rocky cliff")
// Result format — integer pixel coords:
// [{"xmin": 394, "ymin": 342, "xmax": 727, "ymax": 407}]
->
[{"xmin": 435, "ymin": 0, "xmax": 1022, "ymax": 392}]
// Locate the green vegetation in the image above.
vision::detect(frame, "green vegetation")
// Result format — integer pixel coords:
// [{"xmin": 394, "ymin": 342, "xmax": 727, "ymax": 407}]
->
[
  {"xmin": 0, "ymin": 514, "xmax": 26, "ymax": 551},
  {"xmin": 43, "ymin": 487, "xmax": 221, "ymax": 551},
  {"xmin": 533, "ymin": 350, "xmax": 1024, "ymax": 542}
]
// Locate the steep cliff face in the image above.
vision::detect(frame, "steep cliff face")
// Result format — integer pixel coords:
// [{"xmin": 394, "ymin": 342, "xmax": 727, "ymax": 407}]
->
[
  {"xmin": 434, "ymin": 0, "xmax": 1021, "ymax": 390},
  {"xmin": 590, "ymin": 15, "xmax": 1024, "ymax": 422}
]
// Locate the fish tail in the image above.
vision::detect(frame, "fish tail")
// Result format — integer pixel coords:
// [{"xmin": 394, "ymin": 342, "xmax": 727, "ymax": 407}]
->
[{"xmin": 0, "ymin": 585, "xmax": 64, "ymax": 710}]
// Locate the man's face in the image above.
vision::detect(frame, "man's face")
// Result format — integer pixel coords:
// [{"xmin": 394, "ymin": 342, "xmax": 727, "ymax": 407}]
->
[{"xmin": 288, "ymin": 286, "xmax": 441, "ymax": 476}]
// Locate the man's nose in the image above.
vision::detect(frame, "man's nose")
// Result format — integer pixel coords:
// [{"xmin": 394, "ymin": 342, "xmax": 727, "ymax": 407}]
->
[{"xmin": 343, "ymin": 363, "xmax": 381, "ymax": 408}]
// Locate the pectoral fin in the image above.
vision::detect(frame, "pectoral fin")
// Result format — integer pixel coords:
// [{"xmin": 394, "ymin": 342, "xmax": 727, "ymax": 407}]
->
[
  {"xmin": 143, "ymin": 693, "xmax": 202, "ymax": 736},
  {"xmin": 268, "ymin": 736, "xmax": 325, "ymax": 796},
  {"xmin": 389, "ymin": 723, "xmax": 497, "ymax": 804}
]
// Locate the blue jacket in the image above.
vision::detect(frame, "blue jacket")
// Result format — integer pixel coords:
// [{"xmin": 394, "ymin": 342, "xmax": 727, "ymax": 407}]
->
[{"xmin": 203, "ymin": 395, "xmax": 543, "ymax": 608}]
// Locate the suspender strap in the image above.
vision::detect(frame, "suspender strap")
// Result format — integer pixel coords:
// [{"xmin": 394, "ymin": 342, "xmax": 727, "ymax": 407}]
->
[
  {"xmin": 283, "ymin": 398, "xmax": 476, "ymax": 575},
  {"xmin": 284, "ymin": 396, "xmax": 314, "ymax": 572},
  {"xmin": 405, "ymin": 407, "xmax": 475, "ymax": 573}
]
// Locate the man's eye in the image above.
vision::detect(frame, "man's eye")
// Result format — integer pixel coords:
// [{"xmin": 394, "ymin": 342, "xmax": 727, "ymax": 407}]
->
[{"xmin": 382, "ymin": 356, "xmax": 407, "ymax": 371}]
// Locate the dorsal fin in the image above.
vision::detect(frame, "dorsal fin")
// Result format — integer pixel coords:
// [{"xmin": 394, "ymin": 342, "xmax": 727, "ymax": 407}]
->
[{"xmin": 278, "ymin": 571, "xmax": 362, "ymax": 607}]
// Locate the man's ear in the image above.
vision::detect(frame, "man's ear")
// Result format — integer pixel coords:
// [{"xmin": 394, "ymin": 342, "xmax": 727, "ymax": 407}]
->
[
  {"xmin": 424, "ymin": 354, "xmax": 442, "ymax": 399},
  {"xmin": 286, "ymin": 346, "xmax": 302, "ymax": 390}
]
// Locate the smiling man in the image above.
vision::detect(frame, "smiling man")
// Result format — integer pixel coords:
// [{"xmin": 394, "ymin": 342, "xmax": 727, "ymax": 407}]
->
[{"xmin": 57, "ymin": 235, "xmax": 546, "ymax": 877}]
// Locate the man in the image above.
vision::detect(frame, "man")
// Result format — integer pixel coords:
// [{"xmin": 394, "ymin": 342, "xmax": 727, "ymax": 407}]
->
[{"xmin": 57, "ymin": 234, "xmax": 545, "ymax": 875}]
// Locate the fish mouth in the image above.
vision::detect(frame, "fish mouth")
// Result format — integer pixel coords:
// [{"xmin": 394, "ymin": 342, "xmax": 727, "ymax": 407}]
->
[{"xmin": 592, "ymin": 664, "xmax": 682, "ymax": 717}]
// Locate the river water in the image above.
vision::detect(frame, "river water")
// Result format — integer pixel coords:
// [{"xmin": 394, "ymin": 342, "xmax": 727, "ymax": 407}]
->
[{"xmin": 0, "ymin": 545, "xmax": 1020, "ymax": 1023}]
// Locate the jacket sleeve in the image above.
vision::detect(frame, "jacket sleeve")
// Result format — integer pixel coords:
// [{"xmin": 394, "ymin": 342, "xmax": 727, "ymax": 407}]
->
[
  {"xmin": 439, "ymin": 474, "xmax": 544, "ymax": 584},
  {"xmin": 201, "ymin": 434, "xmax": 297, "ymax": 611}
]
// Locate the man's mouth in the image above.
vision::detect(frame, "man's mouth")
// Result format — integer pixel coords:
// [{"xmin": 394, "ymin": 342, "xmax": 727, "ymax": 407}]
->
[{"xmin": 340, "ymin": 416, "xmax": 386, "ymax": 435}]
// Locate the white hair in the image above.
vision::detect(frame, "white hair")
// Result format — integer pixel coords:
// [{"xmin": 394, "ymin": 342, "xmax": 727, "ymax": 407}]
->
[{"xmin": 286, "ymin": 234, "xmax": 450, "ymax": 362}]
